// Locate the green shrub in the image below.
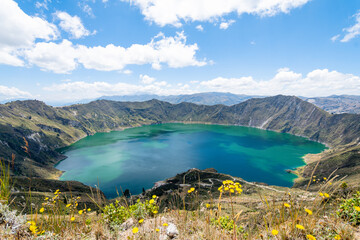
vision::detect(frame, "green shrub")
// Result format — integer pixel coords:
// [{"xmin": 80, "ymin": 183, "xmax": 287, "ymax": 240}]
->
[
  {"xmin": 337, "ymin": 191, "xmax": 360, "ymax": 225},
  {"xmin": 102, "ymin": 196, "xmax": 159, "ymax": 228},
  {"xmin": 211, "ymin": 216, "xmax": 245, "ymax": 235}
]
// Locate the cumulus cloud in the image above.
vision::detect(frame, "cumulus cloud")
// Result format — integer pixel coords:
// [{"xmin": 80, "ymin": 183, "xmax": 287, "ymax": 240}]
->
[
  {"xmin": 219, "ymin": 20, "xmax": 235, "ymax": 30},
  {"xmin": 0, "ymin": 1, "xmax": 206, "ymax": 73},
  {"xmin": 0, "ymin": 85, "xmax": 32, "ymax": 100},
  {"xmin": 54, "ymin": 11, "xmax": 92, "ymax": 39},
  {"xmin": 140, "ymin": 74, "xmax": 156, "ymax": 84},
  {"xmin": 333, "ymin": 11, "xmax": 360, "ymax": 43},
  {"xmin": 42, "ymin": 80, "xmax": 185, "ymax": 101},
  {"xmin": 0, "ymin": 0, "xmax": 58, "ymax": 66},
  {"xmin": 41, "ymin": 68, "xmax": 360, "ymax": 101},
  {"xmin": 126, "ymin": 0, "xmax": 310, "ymax": 26},
  {"xmin": 24, "ymin": 31, "xmax": 206, "ymax": 73},
  {"xmin": 199, "ymin": 68, "xmax": 360, "ymax": 97},
  {"xmin": 25, "ymin": 40, "xmax": 78, "ymax": 74}
]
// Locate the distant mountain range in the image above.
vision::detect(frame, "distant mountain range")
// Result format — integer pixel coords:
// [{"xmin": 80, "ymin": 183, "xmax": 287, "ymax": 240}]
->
[
  {"xmin": 47, "ymin": 92, "xmax": 360, "ymax": 114},
  {"xmin": 98, "ymin": 92, "xmax": 262, "ymax": 106},
  {"xmin": 3, "ymin": 92, "xmax": 360, "ymax": 114},
  {"xmin": 304, "ymin": 95, "xmax": 360, "ymax": 114}
]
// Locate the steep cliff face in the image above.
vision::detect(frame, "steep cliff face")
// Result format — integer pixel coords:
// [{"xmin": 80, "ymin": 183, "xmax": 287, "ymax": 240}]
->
[{"xmin": 1, "ymin": 95, "xmax": 360, "ymax": 179}]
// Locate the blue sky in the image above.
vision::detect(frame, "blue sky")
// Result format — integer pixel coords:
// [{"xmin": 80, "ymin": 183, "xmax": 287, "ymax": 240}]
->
[{"xmin": 0, "ymin": 0, "xmax": 360, "ymax": 104}]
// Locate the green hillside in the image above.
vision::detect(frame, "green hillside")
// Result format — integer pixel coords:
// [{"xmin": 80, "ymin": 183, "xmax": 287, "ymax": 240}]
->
[{"xmin": 1, "ymin": 95, "xmax": 360, "ymax": 180}]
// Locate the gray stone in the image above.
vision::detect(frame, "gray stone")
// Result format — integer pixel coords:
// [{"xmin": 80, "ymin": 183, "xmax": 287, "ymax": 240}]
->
[{"xmin": 166, "ymin": 223, "xmax": 179, "ymax": 239}]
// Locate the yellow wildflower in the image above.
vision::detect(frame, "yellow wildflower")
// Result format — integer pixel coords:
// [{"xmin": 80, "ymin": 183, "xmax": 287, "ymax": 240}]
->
[
  {"xmin": 87, "ymin": 208, "xmax": 91, "ymax": 212},
  {"xmin": 324, "ymin": 193, "xmax": 330, "ymax": 198},
  {"xmin": 29, "ymin": 224, "xmax": 37, "ymax": 233},
  {"xmin": 307, "ymin": 234, "xmax": 316, "ymax": 240},
  {"xmin": 71, "ymin": 216, "xmax": 75, "ymax": 221},
  {"xmin": 39, "ymin": 208, "xmax": 45, "ymax": 213},
  {"xmin": 66, "ymin": 204, "xmax": 71, "ymax": 208},
  {"xmin": 271, "ymin": 229, "xmax": 279, "ymax": 236},
  {"xmin": 163, "ymin": 223, "xmax": 168, "ymax": 227},
  {"xmin": 44, "ymin": 197, "xmax": 49, "ymax": 201},
  {"xmin": 319, "ymin": 192, "xmax": 324, "ymax": 197},
  {"xmin": 139, "ymin": 219, "xmax": 144, "ymax": 224},
  {"xmin": 149, "ymin": 199, "xmax": 155, "ymax": 204},
  {"xmin": 206, "ymin": 203, "xmax": 210, "ymax": 208},
  {"xmin": 152, "ymin": 195, "xmax": 157, "ymax": 199},
  {"xmin": 153, "ymin": 210, "xmax": 158, "ymax": 214},
  {"xmin": 132, "ymin": 227, "xmax": 139, "ymax": 234},
  {"xmin": 334, "ymin": 235, "xmax": 341, "ymax": 240},
  {"xmin": 156, "ymin": 228, "xmax": 160, "ymax": 232},
  {"xmin": 305, "ymin": 208, "xmax": 313, "ymax": 215},
  {"xmin": 284, "ymin": 203, "xmax": 290, "ymax": 208},
  {"xmin": 78, "ymin": 210, "xmax": 83, "ymax": 215},
  {"xmin": 323, "ymin": 177, "xmax": 327, "ymax": 180},
  {"xmin": 296, "ymin": 224, "xmax": 305, "ymax": 230},
  {"xmin": 354, "ymin": 206, "xmax": 360, "ymax": 211},
  {"xmin": 230, "ymin": 189, "xmax": 234, "ymax": 193}
]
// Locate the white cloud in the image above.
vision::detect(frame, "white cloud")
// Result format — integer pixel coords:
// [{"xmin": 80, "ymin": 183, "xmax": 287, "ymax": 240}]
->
[
  {"xmin": 75, "ymin": 32, "xmax": 206, "ymax": 72},
  {"xmin": 41, "ymin": 68, "xmax": 360, "ymax": 101},
  {"xmin": 0, "ymin": 85, "xmax": 32, "ymax": 100},
  {"xmin": 219, "ymin": 20, "xmax": 235, "ymax": 30},
  {"xmin": 0, "ymin": 0, "xmax": 58, "ymax": 66},
  {"xmin": 24, "ymin": 40, "xmax": 78, "ymax": 74},
  {"xmin": 196, "ymin": 25, "xmax": 204, "ymax": 31},
  {"xmin": 126, "ymin": 0, "xmax": 310, "ymax": 27},
  {"xmin": 199, "ymin": 68, "xmax": 360, "ymax": 97},
  {"xmin": 333, "ymin": 11, "xmax": 360, "ymax": 43},
  {"xmin": 122, "ymin": 69, "xmax": 133, "ymax": 75},
  {"xmin": 331, "ymin": 34, "xmax": 340, "ymax": 42},
  {"xmin": 0, "ymin": 1, "xmax": 206, "ymax": 73},
  {"xmin": 55, "ymin": 11, "xmax": 92, "ymax": 39},
  {"xmin": 6, "ymin": 30, "xmax": 205, "ymax": 73},
  {"xmin": 42, "ymin": 80, "xmax": 182, "ymax": 101},
  {"xmin": 140, "ymin": 74, "xmax": 156, "ymax": 84},
  {"xmin": 341, "ymin": 11, "xmax": 360, "ymax": 42}
]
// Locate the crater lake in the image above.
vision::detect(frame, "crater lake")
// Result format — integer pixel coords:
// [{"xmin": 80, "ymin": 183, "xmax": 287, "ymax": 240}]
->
[{"xmin": 56, "ymin": 123, "xmax": 326, "ymax": 198}]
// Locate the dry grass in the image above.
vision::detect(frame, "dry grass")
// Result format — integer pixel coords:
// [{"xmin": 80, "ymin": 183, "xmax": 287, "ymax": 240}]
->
[{"xmin": 1, "ymin": 157, "xmax": 360, "ymax": 239}]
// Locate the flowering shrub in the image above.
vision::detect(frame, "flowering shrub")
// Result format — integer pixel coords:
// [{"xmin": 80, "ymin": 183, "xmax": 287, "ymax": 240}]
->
[
  {"xmin": 102, "ymin": 195, "xmax": 159, "ymax": 228},
  {"xmin": 211, "ymin": 216, "xmax": 245, "ymax": 235}
]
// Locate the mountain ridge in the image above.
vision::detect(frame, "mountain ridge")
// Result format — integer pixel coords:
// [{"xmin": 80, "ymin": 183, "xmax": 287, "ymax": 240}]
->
[{"xmin": 1, "ymin": 95, "xmax": 360, "ymax": 188}]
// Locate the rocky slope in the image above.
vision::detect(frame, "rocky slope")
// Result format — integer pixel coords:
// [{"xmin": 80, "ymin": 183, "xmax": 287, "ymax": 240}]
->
[
  {"xmin": 0, "ymin": 95, "xmax": 360, "ymax": 189},
  {"xmin": 306, "ymin": 95, "xmax": 360, "ymax": 114}
]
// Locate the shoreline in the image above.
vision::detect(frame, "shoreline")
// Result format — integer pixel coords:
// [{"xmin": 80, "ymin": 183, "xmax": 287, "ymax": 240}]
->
[{"xmin": 53, "ymin": 121, "xmax": 329, "ymax": 188}]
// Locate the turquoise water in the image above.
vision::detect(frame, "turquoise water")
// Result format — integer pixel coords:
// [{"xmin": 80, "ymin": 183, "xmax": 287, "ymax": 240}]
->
[{"xmin": 56, "ymin": 124, "xmax": 326, "ymax": 198}]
